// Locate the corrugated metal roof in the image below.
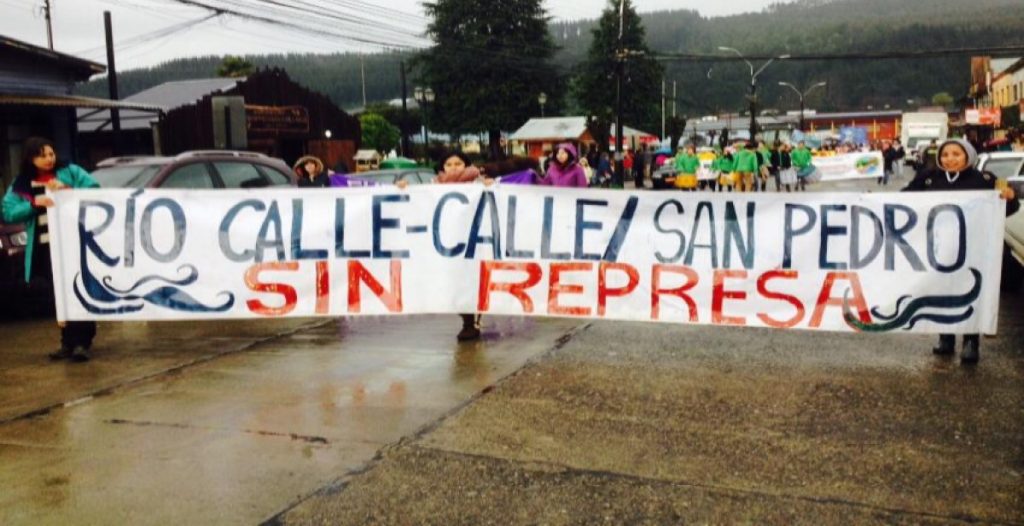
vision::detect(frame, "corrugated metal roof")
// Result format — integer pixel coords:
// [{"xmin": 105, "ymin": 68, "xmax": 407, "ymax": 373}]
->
[
  {"xmin": 78, "ymin": 78, "xmax": 242, "ymax": 132},
  {"xmin": 0, "ymin": 36, "xmax": 105, "ymax": 77},
  {"xmin": 510, "ymin": 117, "xmax": 589, "ymax": 141},
  {"xmin": 511, "ymin": 117, "xmax": 655, "ymax": 141},
  {"xmin": 0, "ymin": 93, "xmax": 162, "ymax": 111}
]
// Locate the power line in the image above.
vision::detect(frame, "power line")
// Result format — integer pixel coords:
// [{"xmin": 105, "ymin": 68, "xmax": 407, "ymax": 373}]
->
[
  {"xmin": 653, "ymin": 45, "xmax": 1024, "ymax": 62},
  {"xmin": 163, "ymin": 0, "xmax": 421, "ymax": 49},
  {"xmin": 226, "ymin": 0, "xmax": 430, "ymax": 45},
  {"xmin": 72, "ymin": 12, "xmax": 222, "ymax": 57}
]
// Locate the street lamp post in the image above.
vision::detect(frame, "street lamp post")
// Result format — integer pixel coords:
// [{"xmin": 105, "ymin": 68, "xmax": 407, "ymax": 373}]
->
[
  {"xmin": 413, "ymin": 86, "xmax": 435, "ymax": 152},
  {"xmin": 778, "ymin": 81, "xmax": 827, "ymax": 132},
  {"xmin": 718, "ymin": 47, "xmax": 790, "ymax": 141},
  {"xmin": 538, "ymin": 92, "xmax": 547, "ymax": 117}
]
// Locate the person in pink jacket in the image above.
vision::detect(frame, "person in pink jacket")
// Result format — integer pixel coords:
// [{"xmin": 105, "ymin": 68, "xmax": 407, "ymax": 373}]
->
[{"xmin": 540, "ymin": 143, "xmax": 588, "ymax": 188}]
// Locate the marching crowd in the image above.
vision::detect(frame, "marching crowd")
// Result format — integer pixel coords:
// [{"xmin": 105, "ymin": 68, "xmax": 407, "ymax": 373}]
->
[{"xmin": 1, "ymin": 134, "xmax": 1017, "ymax": 362}]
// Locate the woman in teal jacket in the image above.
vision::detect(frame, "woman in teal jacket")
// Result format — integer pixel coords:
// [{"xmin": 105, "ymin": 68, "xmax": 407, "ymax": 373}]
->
[{"xmin": 3, "ymin": 137, "xmax": 100, "ymax": 362}]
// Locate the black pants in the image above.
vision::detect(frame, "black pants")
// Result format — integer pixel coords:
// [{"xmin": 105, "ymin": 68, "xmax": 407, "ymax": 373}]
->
[
  {"xmin": 34, "ymin": 243, "xmax": 97, "ymax": 350},
  {"xmin": 939, "ymin": 334, "xmax": 979, "ymax": 348},
  {"xmin": 63, "ymin": 321, "xmax": 97, "ymax": 350}
]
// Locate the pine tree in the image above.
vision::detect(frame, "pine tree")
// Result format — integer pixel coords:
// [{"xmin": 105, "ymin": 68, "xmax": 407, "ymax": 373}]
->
[
  {"xmin": 419, "ymin": 0, "xmax": 562, "ymax": 159},
  {"xmin": 574, "ymin": 0, "xmax": 663, "ymax": 149}
]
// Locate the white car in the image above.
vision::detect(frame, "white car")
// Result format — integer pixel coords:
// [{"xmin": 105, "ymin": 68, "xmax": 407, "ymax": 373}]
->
[
  {"xmin": 978, "ymin": 151, "xmax": 1024, "ymax": 179},
  {"xmin": 976, "ymin": 153, "xmax": 1024, "ymax": 289}
]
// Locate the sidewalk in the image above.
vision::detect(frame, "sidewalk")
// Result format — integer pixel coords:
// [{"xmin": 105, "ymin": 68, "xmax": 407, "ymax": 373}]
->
[
  {"xmin": 0, "ymin": 317, "xmax": 319, "ymax": 423},
  {"xmin": 274, "ymin": 294, "xmax": 1024, "ymax": 525}
]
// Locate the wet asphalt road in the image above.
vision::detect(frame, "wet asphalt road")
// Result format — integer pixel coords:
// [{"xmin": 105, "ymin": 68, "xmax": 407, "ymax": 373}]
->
[
  {"xmin": 273, "ymin": 294, "xmax": 1024, "ymax": 525},
  {"xmin": 2, "ymin": 170, "xmax": 1022, "ymax": 524}
]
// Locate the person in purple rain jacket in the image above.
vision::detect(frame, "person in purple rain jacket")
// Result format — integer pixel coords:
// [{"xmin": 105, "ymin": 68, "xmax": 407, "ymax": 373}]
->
[{"xmin": 540, "ymin": 143, "xmax": 588, "ymax": 188}]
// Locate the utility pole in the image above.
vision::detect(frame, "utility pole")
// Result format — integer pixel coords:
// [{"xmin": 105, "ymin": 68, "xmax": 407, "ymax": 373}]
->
[
  {"xmin": 399, "ymin": 60, "xmax": 410, "ymax": 157},
  {"xmin": 360, "ymin": 54, "xmax": 367, "ymax": 108},
  {"xmin": 672, "ymin": 81, "xmax": 677, "ymax": 117},
  {"xmin": 718, "ymin": 47, "xmax": 789, "ymax": 142},
  {"xmin": 660, "ymin": 79, "xmax": 665, "ymax": 141},
  {"xmin": 779, "ymin": 81, "xmax": 827, "ymax": 132},
  {"xmin": 613, "ymin": 0, "xmax": 626, "ymax": 188},
  {"xmin": 104, "ymin": 11, "xmax": 122, "ymax": 155},
  {"xmin": 43, "ymin": 0, "xmax": 54, "ymax": 49}
]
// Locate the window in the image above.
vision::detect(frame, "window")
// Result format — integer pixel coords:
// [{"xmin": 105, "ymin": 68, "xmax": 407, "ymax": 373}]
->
[
  {"xmin": 982, "ymin": 158, "xmax": 1024, "ymax": 179},
  {"xmin": 399, "ymin": 172, "xmax": 426, "ymax": 185},
  {"xmin": 161, "ymin": 163, "xmax": 214, "ymax": 188},
  {"xmin": 91, "ymin": 165, "xmax": 160, "ymax": 188},
  {"xmin": 213, "ymin": 162, "xmax": 267, "ymax": 188},
  {"xmin": 258, "ymin": 165, "xmax": 292, "ymax": 186}
]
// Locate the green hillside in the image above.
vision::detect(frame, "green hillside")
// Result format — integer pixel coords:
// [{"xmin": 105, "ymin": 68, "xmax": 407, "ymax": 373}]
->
[{"xmin": 76, "ymin": 0, "xmax": 1024, "ymax": 116}]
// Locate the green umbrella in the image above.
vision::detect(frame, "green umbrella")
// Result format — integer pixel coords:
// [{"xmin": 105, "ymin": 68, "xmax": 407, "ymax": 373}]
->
[{"xmin": 379, "ymin": 157, "xmax": 419, "ymax": 169}]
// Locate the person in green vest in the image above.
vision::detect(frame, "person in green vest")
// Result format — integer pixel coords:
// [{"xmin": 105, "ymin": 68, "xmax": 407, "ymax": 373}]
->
[
  {"xmin": 757, "ymin": 141, "xmax": 772, "ymax": 192},
  {"xmin": 673, "ymin": 144, "xmax": 700, "ymax": 191},
  {"xmin": 733, "ymin": 141, "xmax": 758, "ymax": 192},
  {"xmin": 2, "ymin": 137, "xmax": 100, "ymax": 362},
  {"xmin": 791, "ymin": 141, "xmax": 814, "ymax": 192},
  {"xmin": 716, "ymin": 148, "xmax": 736, "ymax": 192}
]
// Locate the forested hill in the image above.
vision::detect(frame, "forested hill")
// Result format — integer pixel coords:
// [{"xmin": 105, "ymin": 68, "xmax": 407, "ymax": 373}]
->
[{"xmin": 77, "ymin": 0, "xmax": 1024, "ymax": 114}]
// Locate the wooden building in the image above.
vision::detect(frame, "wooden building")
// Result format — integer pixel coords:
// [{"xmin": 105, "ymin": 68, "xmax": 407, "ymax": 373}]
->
[
  {"xmin": 0, "ymin": 35, "xmax": 158, "ymax": 185},
  {"xmin": 79, "ymin": 69, "xmax": 360, "ymax": 172},
  {"xmin": 160, "ymin": 69, "xmax": 359, "ymax": 171}
]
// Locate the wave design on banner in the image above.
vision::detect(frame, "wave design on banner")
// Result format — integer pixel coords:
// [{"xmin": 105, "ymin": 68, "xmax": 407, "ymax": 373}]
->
[
  {"xmin": 842, "ymin": 268, "xmax": 982, "ymax": 332},
  {"xmin": 72, "ymin": 221, "xmax": 234, "ymax": 315}
]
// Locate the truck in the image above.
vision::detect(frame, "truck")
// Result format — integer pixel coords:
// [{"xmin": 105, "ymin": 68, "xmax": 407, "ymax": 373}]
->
[{"xmin": 900, "ymin": 111, "xmax": 948, "ymax": 166}]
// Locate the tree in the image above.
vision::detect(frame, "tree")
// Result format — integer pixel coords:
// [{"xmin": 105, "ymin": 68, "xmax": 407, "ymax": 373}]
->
[
  {"xmin": 360, "ymin": 113, "xmax": 401, "ymax": 153},
  {"xmin": 574, "ymin": 0, "xmax": 664, "ymax": 147},
  {"xmin": 216, "ymin": 56, "xmax": 255, "ymax": 78},
  {"xmin": 666, "ymin": 115, "xmax": 687, "ymax": 152},
  {"xmin": 420, "ymin": 0, "xmax": 562, "ymax": 159},
  {"xmin": 363, "ymin": 102, "xmax": 422, "ymax": 133},
  {"xmin": 931, "ymin": 92, "xmax": 955, "ymax": 107}
]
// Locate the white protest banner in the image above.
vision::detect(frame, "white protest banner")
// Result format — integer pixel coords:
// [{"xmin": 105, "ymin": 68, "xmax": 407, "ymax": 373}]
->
[
  {"xmin": 49, "ymin": 185, "xmax": 1005, "ymax": 334},
  {"xmin": 812, "ymin": 152, "xmax": 884, "ymax": 181}
]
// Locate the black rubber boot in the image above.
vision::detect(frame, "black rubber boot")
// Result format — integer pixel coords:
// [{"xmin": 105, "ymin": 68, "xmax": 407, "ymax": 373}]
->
[
  {"xmin": 70, "ymin": 346, "xmax": 91, "ymax": 363},
  {"xmin": 48, "ymin": 346, "xmax": 74, "ymax": 361},
  {"xmin": 457, "ymin": 314, "xmax": 481, "ymax": 341},
  {"xmin": 960, "ymin": 335, "xmax": 980, "ymax": 365},
  {"xmin": 932, "ymin": 334, "xmax": 955, "ymax": 356}
]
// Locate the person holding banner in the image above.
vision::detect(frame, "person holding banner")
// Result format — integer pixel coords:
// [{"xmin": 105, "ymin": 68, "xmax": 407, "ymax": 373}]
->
[
  {"xmin": 903, "ymin": 138, "xmax": 1019, "ymax": 365},
  {"xmin": 540, "ymin": 143, "xmax": 588, "ymax": 188},
  {"xmin": 399, "ymin": 150, "xmax": 486, "ymax": 340},
  {"xmin": 673, "ymin": 144, "xmax": 699, "ymax": 191},
  {"xmin": 293, "ymin": 155, "xmax": 330, "ymax": 188},
  {"xmin": 791, "ymin": 141, "xmax": 813, "ymax": 192},
  {"xmin": 2, "ymin": 137, "xmax": 99, "ymax": 362}
]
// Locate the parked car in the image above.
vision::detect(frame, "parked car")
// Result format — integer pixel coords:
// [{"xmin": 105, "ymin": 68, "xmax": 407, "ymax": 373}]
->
[
  {"xmin": 1, "ymin": 150, "xmax": 296, "ymax": 315},
  {"xmin": 91, "ymin": 150, "xmax": 296, "ymax": 189},
  {"xmin": 347, "ymin": 168, "xmax": 437, "ymax": 186},
  {"xmin": 0, "ymin": 222, "xmax": 45, "ymax": 315},
  {"xmin": 650, "ymin": 162, "xmax": 677, "ymax": 190},
  {"xmin": 1002, "ymin": 173, "xmax": 1024, "ymax": 291},
  {"xmin": 978, "ymin": 152, "xmax": 1024, "ymax": 179}
]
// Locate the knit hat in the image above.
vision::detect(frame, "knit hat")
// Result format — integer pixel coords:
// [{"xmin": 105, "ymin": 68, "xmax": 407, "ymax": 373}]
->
[{"xmin": 936, "ymin": 138, "xmax": 978, "ymax": 170}]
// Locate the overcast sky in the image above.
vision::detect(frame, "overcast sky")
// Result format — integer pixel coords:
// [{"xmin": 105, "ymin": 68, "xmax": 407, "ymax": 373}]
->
[{"xmin": 2, "ymin": 0, "xmax": 776, "ymax": 69}]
